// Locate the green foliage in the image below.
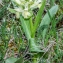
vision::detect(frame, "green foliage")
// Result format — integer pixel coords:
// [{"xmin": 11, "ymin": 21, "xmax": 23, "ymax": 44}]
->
[
  {"xmin": 5, "ymin": 57, "xmax": 18, "ymax": 63},
  {"xmin": 32, "ymin": 0, "xmax": 46, "ymax": 37},
  {"xmin": 38, "ymin": 5, "xmax": 58, "ymax": 40},
  {"xmin": 0, "ymin": 0, "xmax": 63, "ymax": 63},
  {"xmin": 0, "ymin": 5, "xmax": 7, "ymax": 19}
]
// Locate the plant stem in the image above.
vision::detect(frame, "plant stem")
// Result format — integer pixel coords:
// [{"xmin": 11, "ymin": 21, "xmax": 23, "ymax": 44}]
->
[
  {"xmin": 33, "ymin": 54, "xmax": 40, "ymax": 63},
  {"xmin": 32, "ymin": 0, "xmax": 46, "ymax": 37},
  {"xmin": 29, "ymin": 17, "xmax": 34, "ymax": 37}
]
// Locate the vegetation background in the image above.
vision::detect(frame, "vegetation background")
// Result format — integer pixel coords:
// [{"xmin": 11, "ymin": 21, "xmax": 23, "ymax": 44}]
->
[{"xmin": 0, "ymin": 0, "xmax": 63, "ymax": 63}]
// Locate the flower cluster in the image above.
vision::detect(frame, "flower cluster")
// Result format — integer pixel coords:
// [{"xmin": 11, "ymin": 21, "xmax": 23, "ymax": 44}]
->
[{"xmin": 10, "ymin": 0, "xmax": 43, "ymax": 19}]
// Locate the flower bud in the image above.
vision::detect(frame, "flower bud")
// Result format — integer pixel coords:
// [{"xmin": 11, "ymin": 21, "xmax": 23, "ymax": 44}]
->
[{"xmin": 22, "ymin": 10, "xmax": 32, "ymax": 19}]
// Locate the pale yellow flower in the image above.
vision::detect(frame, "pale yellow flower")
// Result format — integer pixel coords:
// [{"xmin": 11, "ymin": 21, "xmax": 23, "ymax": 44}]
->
[
  {"xmin": 15, "ymin": 0, "xmax": 21, "ymax": 5},
  {"xmin": 22, "ymin": 10, "xmax": 32, "ymax": 19},
  {"xmin": 10, "ymin": 0, "xmax": 43, "ymax": 19}
]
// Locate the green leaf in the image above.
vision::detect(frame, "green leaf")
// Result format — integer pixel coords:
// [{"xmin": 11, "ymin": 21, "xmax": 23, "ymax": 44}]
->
[
  {"xmin": 20, "ymin": 15, "xmax": 31, "ymax": 40},
  {"xmin": 8, "ymin": 8, "xmax": 16, "ymax": 13},
  {"xmin": 15, "ymin": 57, "xmax": 23, "ymax": 63},
  {"xmin": 38, "ymin": 5, "xmax": 58, "ymax": 40},
  {"xmin": 29, "ymin": 38, "xmax": 44, "ymax": 52},
  {"xmin": 5, "ymin": 57, "xmax": 18, "ymax": 63},
  {"xmin": 32, "ymin": 0, "xmax": 46, "ymax": 37}
]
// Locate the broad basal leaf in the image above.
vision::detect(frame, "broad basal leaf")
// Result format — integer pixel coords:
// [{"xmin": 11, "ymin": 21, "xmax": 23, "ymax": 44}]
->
[
  {"xmin": 5, "ymin": 57, "xmax": 18, "ymax": 63},
  {"xmin": 29, "ymin": 38, "xmax": 44, "ymax": 52},
  {"xmin": 38, "ymin": 5, "xmax": 58, "ymax": 40}
]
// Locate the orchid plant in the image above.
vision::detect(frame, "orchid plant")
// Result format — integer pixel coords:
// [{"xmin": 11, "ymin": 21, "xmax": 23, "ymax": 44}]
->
[
  {"xmin": 7, "ymin": 0, "xmax": 58, "ymax": 63},
  {"xmin": 8, "ymin": 0, "xmax": 46, "ymax": 52}
]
